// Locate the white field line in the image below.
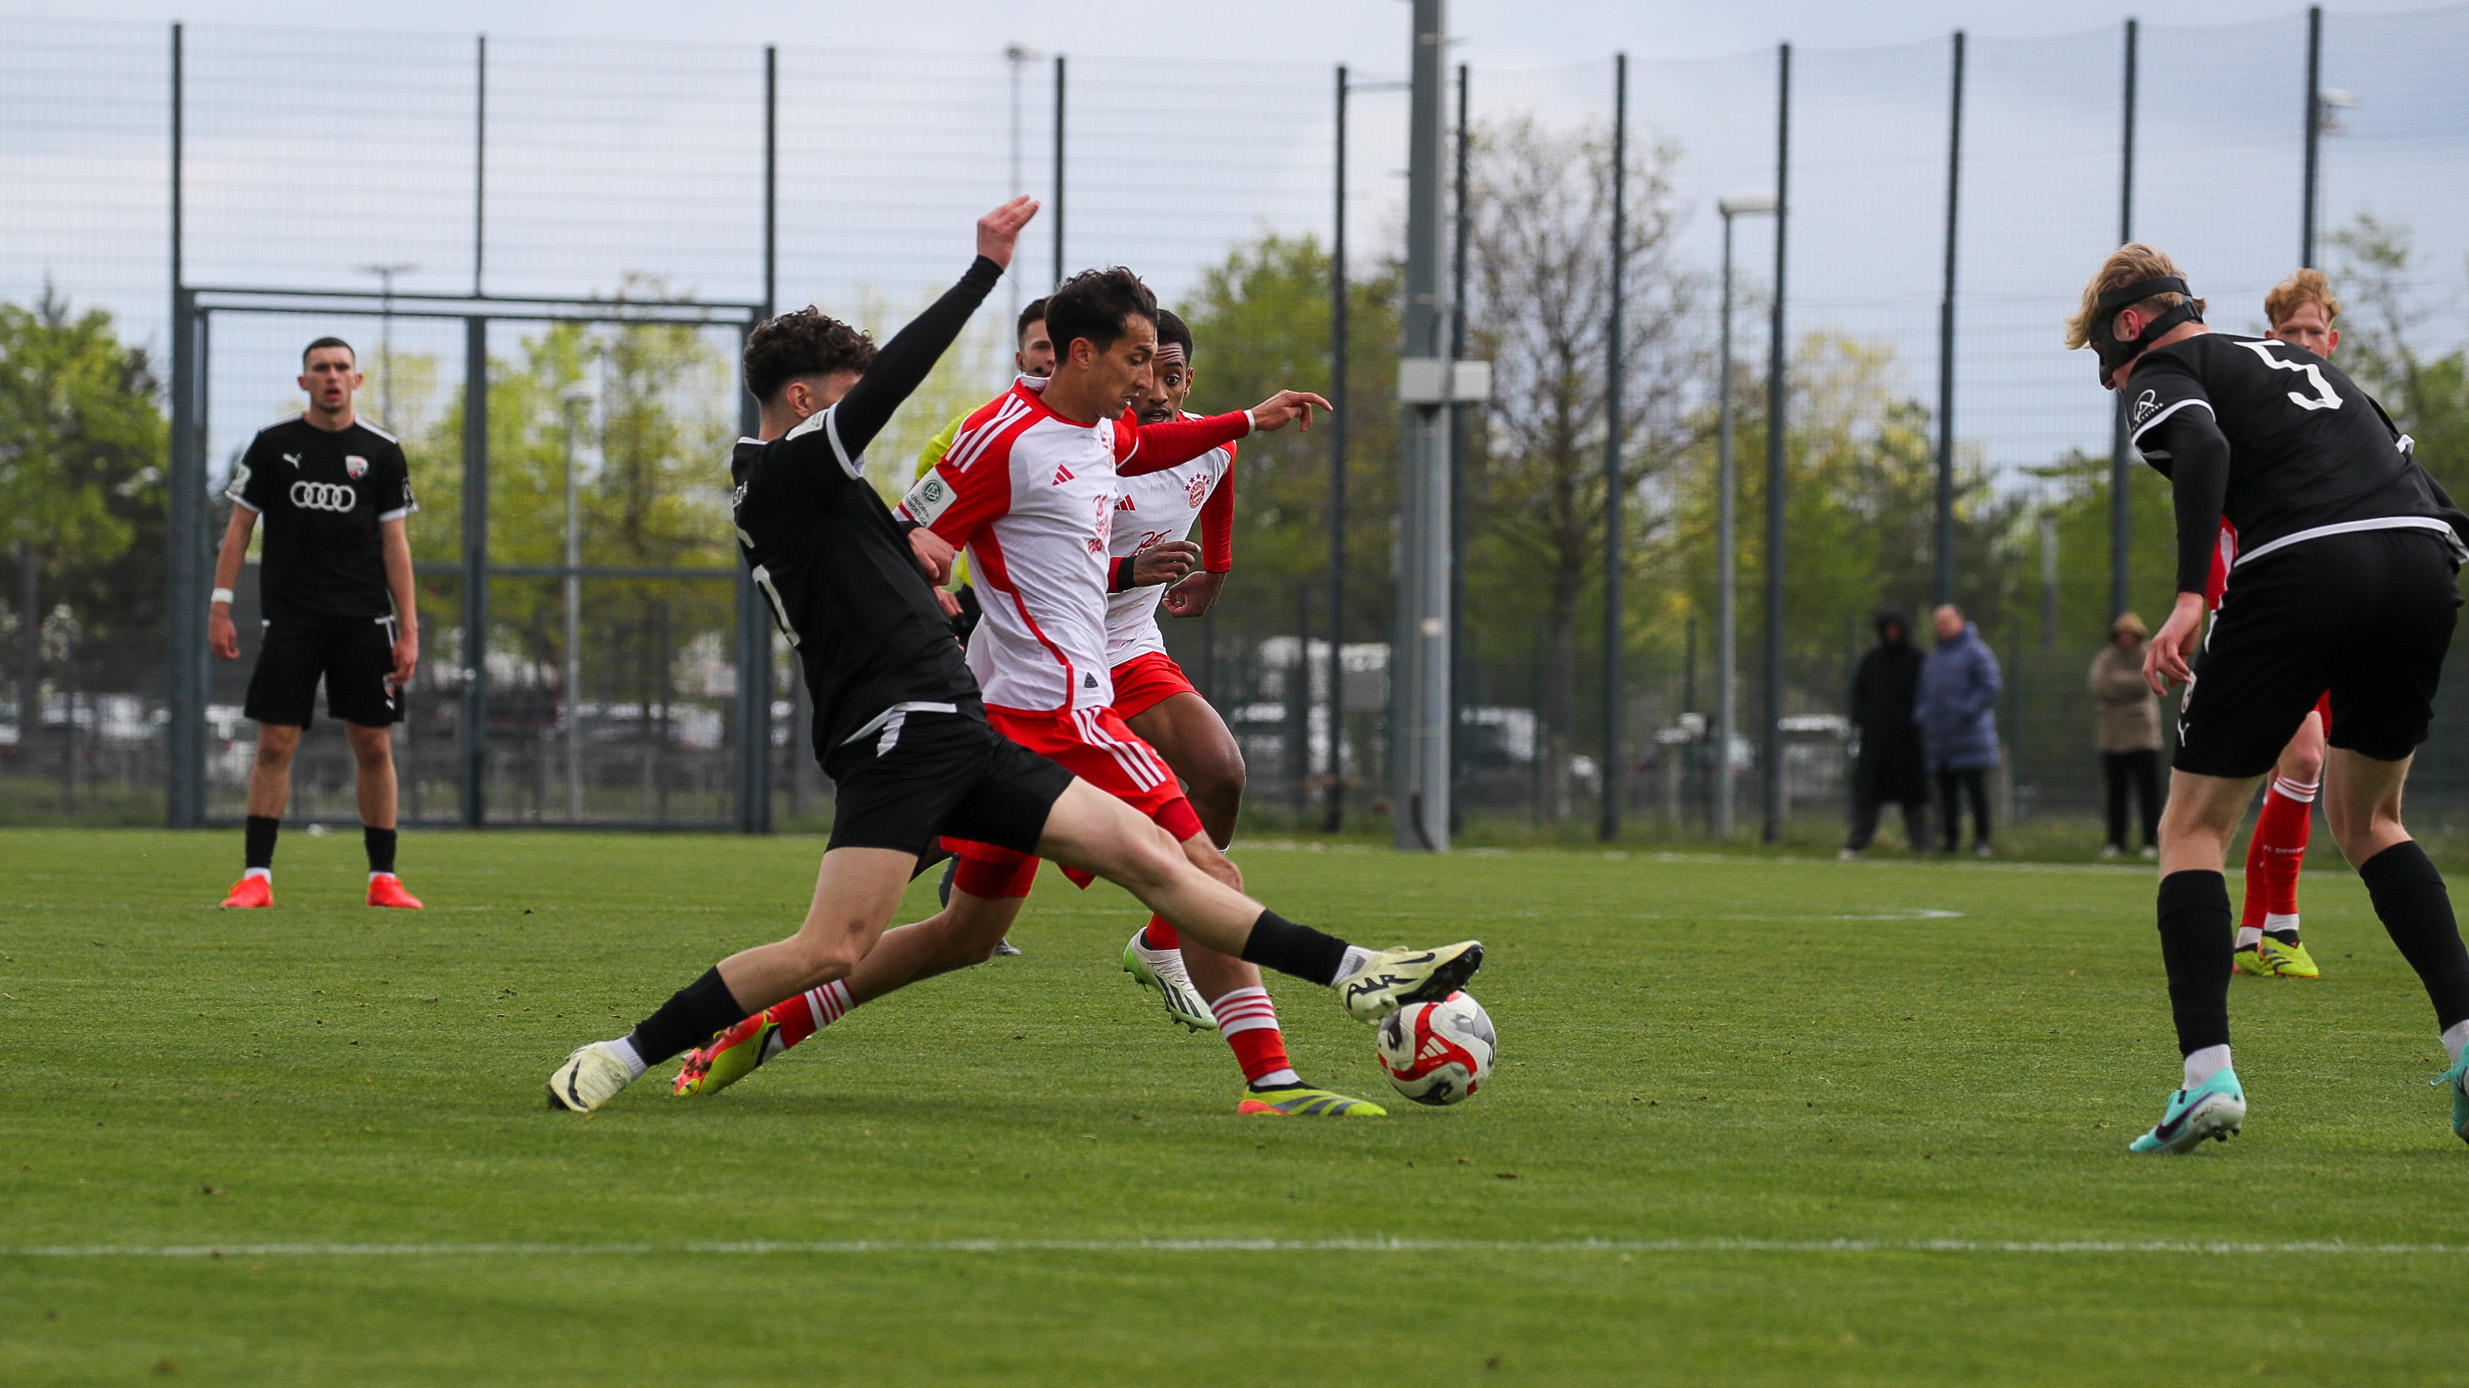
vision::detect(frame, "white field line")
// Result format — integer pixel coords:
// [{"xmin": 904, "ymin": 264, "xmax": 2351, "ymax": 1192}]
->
[{"xmin": 6, "ymin": 1236, "xmax": 2466, "ymax": 1259}]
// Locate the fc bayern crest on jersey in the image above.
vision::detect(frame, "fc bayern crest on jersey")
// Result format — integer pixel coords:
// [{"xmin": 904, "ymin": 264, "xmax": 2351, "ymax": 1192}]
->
[
  {"xmin": 345, "ymin": 454, "xmax": 370, "ymax": 479},
  {"xmin": 1185, "ymin": 472, "xmax": 1209, "ymax": 508}
]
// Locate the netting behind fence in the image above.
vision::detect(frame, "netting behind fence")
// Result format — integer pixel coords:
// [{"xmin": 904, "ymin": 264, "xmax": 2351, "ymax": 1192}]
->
[{"xmin": 10, "ymin": 11, "xmax": 2469, "ymax": 842}]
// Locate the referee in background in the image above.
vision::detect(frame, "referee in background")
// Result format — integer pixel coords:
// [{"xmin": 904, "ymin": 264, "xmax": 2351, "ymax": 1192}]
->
[{"xmin": 208, "ymin": 337, "xmax": 424, "ymax": 910}]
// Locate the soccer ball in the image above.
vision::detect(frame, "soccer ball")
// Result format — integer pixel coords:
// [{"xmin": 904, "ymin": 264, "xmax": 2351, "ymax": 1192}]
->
[{"xmin": 1374, "ymin": 991, "xmax": 1495, "ymax": 1106}]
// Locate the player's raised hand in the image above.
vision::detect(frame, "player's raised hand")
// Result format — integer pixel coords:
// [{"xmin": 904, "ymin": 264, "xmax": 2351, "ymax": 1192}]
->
[
  {"xmin": 2144, "ymin": 591, "xmax": 2206, "ymax": 695},
  {"xmin": 977, "ymin": 196, "xmax": 1040, "ymax": 271},
  {"xmin": 1131, "ymin": 540, "xmax": 1201, "ymax": 588},
  {"xmin": 1246, "ymin": 389, "xmax": 1334, "ymax": 434}
]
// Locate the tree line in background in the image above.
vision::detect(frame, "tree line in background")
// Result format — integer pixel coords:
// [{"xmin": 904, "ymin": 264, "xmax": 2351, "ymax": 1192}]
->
[{"xmin": 7, "ymin": 131, "xmax": 2469, "ymax": 822}]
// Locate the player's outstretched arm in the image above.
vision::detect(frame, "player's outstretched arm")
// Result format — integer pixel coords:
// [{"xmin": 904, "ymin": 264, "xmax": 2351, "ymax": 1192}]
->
[
  {"xmin": 828, "ymin": 197, "xmax": 1038, "ymax": 459},
  {"xmin": 1119, "ymin": 391, "xmax": 1330, "ymax": 477},
  {"xmin": 207, "ymin": 504, "xmax": 256, "ymax": 660}
]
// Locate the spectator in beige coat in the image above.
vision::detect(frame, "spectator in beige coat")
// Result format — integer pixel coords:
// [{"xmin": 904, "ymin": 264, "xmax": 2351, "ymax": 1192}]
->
[{"xmin": 2090, "ymin": 611, "xmax": 2164, "ymax": 858}]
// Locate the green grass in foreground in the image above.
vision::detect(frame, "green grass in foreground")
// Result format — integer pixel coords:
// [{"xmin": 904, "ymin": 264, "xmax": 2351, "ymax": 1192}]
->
[{"xmin": 5, "ymin": 828, "xmax": 2469, "ymax": 1386}]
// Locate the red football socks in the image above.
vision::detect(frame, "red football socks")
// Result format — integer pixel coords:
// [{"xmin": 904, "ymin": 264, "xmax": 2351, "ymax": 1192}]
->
[
  {"xmin": 2241, "ymin": 776, "xmax": 2317, "ymax": 935},
  {"xmin": 1142, "ymin": 917, "xmax": 1180, "ymax": 950},
  {"xmin": 1209, "ymin": 986, "xmax": 1296, "ymax": 1085}
]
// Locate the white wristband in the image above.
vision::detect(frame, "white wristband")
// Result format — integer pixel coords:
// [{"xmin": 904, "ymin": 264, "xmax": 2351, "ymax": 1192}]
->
[{"xmin": 210, "ymin": 587, "xmax": 234, "ymax": 607}]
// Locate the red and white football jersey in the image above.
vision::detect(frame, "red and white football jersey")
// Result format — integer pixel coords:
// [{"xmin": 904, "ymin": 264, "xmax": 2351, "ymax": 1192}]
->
[
  {"xmin": 1104, "ymin": 414, "xmax": 1234, "ymax": 664},
  {"xmin": 898, "ymin": 376, "xmax": 1249, "ymax": 715}
]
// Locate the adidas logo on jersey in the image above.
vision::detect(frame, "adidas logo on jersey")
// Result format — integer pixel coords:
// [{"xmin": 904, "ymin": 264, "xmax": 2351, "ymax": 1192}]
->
[
  {"xmin": 1115, "ymin": 494, "xmax": 1136, "ymax": 511},
  {"xmin": 1051, "ymin": 464, "xmax": 1075, "ymax": 486}
]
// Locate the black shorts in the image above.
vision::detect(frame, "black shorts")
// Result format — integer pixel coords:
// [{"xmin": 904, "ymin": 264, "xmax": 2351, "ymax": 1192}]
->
[
  {"xmin": 244, "ymin": 614, "xmax": 402, "ymax": 729},
  {"xmin": 823, "ymin": 705, "xmax": 1071, "ymax": 858},
  {"xmin": 2176, "ymin": 529, "xmax": 2460, "ymax": 778}
]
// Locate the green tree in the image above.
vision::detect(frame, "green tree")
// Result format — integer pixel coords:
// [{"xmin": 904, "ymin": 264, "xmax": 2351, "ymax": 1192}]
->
[
  {"xmin": 0, "ymin": 290, "xmax": 168, "ymax": 725},
  {"xmin": 2330, "ymin": 214, "xmax": 2469, "ymax": 500},
  {"xmin": 1180, "ymin": 232, "xmax": 1403, "ymax": 651}
]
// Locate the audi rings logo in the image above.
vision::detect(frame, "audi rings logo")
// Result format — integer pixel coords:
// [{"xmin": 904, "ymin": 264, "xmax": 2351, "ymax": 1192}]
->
[{"xmin": 290, "ymin": 481, "xmax": 359, "ymax": 512}]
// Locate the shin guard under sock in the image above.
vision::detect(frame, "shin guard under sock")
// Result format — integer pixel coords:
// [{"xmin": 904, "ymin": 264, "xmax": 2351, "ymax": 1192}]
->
[
  {"xmin": 1238, "ymin": 910, "xmax": 1349, "ymax": 986},
  {"xmin": 624, "ymin": 967, "xmax": 751, "ymax": 1067},
  {"xmin": 2156, "ymin": 870, "xmax": 2233, "ymax": 1057},
  {"xmin": 244, "ymin": 815, "xmax": 280, "ymax": 872},
  {"xmin": 2359, "ymin": 841, "xmax": 2469, "ymax": 1033}
]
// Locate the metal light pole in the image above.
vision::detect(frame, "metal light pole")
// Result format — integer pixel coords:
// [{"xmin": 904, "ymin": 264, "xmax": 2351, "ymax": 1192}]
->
[
  {"xmin": 560, "ymin": 382, "xmax": 594, "ymax": 822},
  {"xmin": 356, "ymin": 263, "xmax": 418, "ymax": 431},
  {"xmin": 1394, "ymin": 0, "xmax": 1454, "ymax": 852},
  {"xmin": 1714, "ymin": 191, "xmax": 1774, "ymax": 841}
]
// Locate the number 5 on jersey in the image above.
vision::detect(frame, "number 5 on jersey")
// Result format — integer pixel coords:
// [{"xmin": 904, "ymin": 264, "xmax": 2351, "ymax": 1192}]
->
[{"xmin": 2234, "ymin": 338, "xmax": 2343, "ymax": 413}]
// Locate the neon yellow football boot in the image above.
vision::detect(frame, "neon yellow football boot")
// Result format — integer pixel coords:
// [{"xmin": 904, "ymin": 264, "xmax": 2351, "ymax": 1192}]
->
[
  {"xmin": 2253, "ymin": 936, "xmax": 2321, "ymax": 979},
  {"xmin": 1237, "ymin": 1084, "xmax": 1387, "ymax": 1117},
  {"xmin": 672, "ymin": 1012, "xmax": 781, "ymax": 1097}
]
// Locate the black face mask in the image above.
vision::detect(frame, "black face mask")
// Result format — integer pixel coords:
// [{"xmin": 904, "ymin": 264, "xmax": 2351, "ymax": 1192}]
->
[{"xmin": 2089, "ymin": 275, "xmax": 2203, "ymax": 387}]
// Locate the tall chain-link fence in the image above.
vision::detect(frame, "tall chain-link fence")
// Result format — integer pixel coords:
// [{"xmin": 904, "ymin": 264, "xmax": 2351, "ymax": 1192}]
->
[{"xmin": 8, "ymin": 10, "xmax": 2469, "ymax": 843}]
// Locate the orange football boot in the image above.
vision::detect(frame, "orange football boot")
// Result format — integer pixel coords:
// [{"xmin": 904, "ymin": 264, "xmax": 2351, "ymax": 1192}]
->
[
  {"xmin": 220, "ymin": 874, "xmax": 273, "ymax": 909},
  {"xmin": 366, "ymin": 873, "xmax": 423, "ymax": 909}
]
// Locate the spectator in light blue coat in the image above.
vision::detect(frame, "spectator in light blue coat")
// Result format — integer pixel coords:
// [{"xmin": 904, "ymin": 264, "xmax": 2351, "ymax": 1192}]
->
[{"xmin": 1915, "ymin": 604, "xmax": 2001, "ymax": 855}]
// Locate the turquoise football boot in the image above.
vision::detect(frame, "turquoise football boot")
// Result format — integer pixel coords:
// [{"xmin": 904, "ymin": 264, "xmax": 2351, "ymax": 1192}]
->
[
  {"xmin": 2128, "ymin": 1068, "xmax": 2246, "ymax": 1154},
  {"xmin": 2430, "ymin": 1052, "xmax": 2469, "ymax": 1146}
]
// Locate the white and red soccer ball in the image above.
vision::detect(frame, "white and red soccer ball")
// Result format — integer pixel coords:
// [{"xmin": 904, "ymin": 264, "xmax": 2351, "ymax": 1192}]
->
[{"xmin": 1374, "ymin": 991, "xmax": 1495, "ymax": 1106}]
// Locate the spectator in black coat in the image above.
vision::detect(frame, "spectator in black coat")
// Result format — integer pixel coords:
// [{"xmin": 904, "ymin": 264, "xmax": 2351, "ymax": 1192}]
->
[{"xmin": 1843, "ymin": 607, "xmax": 1930, "ymax": 857}]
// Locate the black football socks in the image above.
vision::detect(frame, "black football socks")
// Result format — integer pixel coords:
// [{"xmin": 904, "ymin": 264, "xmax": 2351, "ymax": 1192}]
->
[
  {"xmin": 244, "ymin": 815, "xmax": 279, "ymax": 872},
  {"xmin": 2156, "ymin": 870, "xmax": 2233, "ymax": 1058},
  {"xmin": 624, "ymin": 967, "xmax": 753, "ymax": 1067},
  {"xmin": 365, "ymin": 826, "xmax": 398, "ymax": 876},
  {"xmin": 2359, "ymin": 841, "xmax": 2469, "ymax": 1033},
  {"xmin": 1238, "ymin": 910, "xmax": 1350, "ymax": 986}
]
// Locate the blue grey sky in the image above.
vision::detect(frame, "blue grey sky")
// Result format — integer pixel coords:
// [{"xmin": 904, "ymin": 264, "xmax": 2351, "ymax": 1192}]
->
[{"xmin": 7, "ymin": 0, "xmax": 2465, "ymax": 487}]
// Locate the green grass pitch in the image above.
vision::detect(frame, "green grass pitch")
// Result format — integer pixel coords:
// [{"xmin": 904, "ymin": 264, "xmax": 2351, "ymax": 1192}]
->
[{"xmin": 5, "ymin": 826, "xmax": 2468, "ymax": 1385}]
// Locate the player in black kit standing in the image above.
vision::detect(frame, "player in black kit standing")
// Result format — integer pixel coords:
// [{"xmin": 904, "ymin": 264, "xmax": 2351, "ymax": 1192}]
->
[
  {"xmin": 2067, "ymin": 244, "xmax": 2469, "ymax": 1152},
  {"xmin": 208, "ymin": 338, "xmax": 424, "ymax": 911}
]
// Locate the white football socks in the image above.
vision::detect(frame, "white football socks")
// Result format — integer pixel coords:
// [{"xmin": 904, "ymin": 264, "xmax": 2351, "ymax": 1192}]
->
[
  {"xmin": 1334, "ymin": 945, "xmax": 1379, "ymax": 982},
  {"xmin": 2443, "ymin": 1020, "xmax": 2469, "ymax": 1067},
  {"xmin": 605, "ymin": 1036, "xmax": 650, "ymax": 1079},
  {"xmin": 242, "ymin": 866, "xmax": 271, "ymax": 882},
  {"xmin": 2183, "ymin": 1044, "xmax": 2232, "ymax": 1090}
]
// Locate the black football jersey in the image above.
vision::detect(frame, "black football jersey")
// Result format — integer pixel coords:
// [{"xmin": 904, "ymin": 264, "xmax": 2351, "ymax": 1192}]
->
[
  {"xmin": 2129, "ymin": 333, "xmax": 2467, "ymax": 571},
  {"xmin": 226, "ymin": 416, "xmax": 416, "ymax": 620},
  {"xmin": 732, "ymin": 412, "xmax": 980, "ymax": 759}
]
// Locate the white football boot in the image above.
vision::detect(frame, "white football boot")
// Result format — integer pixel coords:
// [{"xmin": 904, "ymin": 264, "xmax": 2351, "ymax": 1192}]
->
[
  {"xmin": 545, "ymin": 1041, "xmax": 637, "ymax": 1113},
  {"xmin": 1334, "ymin": 942, "xmax": 1486, "ymax": 1023},
  {"xmin": 1122, "ymin": 928, "xmax": 1218, "ymax": 1032}
]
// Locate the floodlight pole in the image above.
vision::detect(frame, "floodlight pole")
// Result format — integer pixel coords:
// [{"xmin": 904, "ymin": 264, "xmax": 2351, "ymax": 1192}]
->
[
  {"xmin": 1934, "ymin": 31, "xmax": 1963, "ymax": 609},
  {"xmin": 1600, "ymin": 53, "xmax": 1628, "ymax": 843},
  {"xmin": 1007, "ymin": 43, "xmax": 1039, "ymax": 323},
  {"xmin": 1393, "ymin": 0, "xmax": 1453, "ymax": 852},
  {"xmin": 1053, "ymin": 55, "xmax": 1067, "ymax": 289},
  {"xmin": 2302, "ymin": 5, "xmax": 2322, "ymax": 268}
]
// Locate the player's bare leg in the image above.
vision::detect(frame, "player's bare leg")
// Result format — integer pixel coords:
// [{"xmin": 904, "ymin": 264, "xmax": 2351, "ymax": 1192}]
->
[
  {"xmin": 221, "ymin": 724, "xmax": 302, "ymax": 908},
  {"xmin": 345, "ymin": 721, "xmax": 419, "ymax": 908},
  {"xmin": 1120, "ymin": 693, "xmax": 1244, "ymax": 1026},
  {"xmin": 561, "ymin": 781, "xmax": 1477, "ymax": 1112},
  {"xmin": 2237, "ymin": 709, "xmax": 2326, "ymax": 976},
  {"xmin": 2322, "ymin": 747, "xmax": 2469, "ymax": 1140}
]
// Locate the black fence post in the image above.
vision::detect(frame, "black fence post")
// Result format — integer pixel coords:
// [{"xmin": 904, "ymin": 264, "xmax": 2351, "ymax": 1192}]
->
[
  {"xmin": 1600, "ymin": 52, "xmax": 1628, "ymax": 843},
  {"xmin": 2302, "ymin": 5, "xmax": 2323, "ymax": 269},
  {"xmin": 1935, "ymin": 31, "xmax": 1964, "ymax": 610},
  {"xmin": 460, "ymin": 316, "xmax": 489, "ymax": 827},
  {"xmin": 1761, "ymin": 42, "xmax": 1791, "ymax": 844},
  {"xmin": 1325, "ymin": 65, "xmax": 1349, "ymax": 835},
  {"xmin": 2110, "ymin": 19, "xmax": 2139, "ymax": 625}
]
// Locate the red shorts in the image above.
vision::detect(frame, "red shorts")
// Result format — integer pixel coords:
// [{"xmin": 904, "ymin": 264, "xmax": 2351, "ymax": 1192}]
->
[
  {"xmin": 946, "ymin": 703, "xmax": 1201, "ymax": 898},
  {"xmin": 1109, "ymin": 650, "xmax": 1198, "ymax": 721}
]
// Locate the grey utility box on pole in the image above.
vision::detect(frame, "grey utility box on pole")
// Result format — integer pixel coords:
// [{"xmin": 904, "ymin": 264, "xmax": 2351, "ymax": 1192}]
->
[{"xmin": 1394, "ymin": 0, "xmax": 1458, "ymax": 852}]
